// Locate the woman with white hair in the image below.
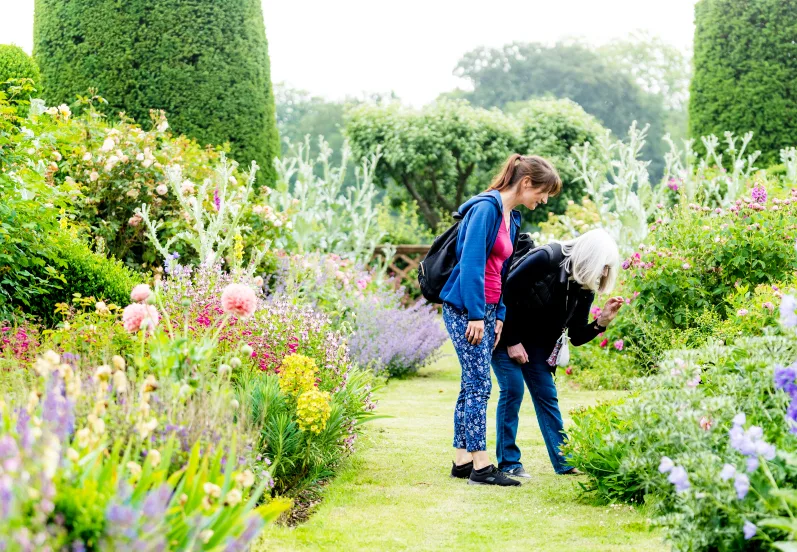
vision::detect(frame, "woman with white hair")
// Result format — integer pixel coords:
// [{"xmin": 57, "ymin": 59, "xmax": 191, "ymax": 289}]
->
[{"xmin": 491, "ymin": 229, "xmax": 624, "ymax": 477}]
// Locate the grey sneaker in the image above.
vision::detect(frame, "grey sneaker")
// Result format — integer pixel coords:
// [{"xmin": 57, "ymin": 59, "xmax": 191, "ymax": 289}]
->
[
  {"xmin": 504, "ymin": 466, "xmax": 532, "ymax": 479},
  {"xmin": 468, "ymin": 465, "xmax": 521, "ymax": 486}
]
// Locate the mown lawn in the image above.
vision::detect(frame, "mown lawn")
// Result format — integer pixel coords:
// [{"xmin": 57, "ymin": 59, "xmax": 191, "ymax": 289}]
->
[{"xmin": 256, "ymin": 343, "xmax": 665, "ymax": 552}]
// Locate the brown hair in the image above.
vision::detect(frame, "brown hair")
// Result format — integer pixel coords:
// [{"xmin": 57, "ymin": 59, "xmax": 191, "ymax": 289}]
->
[{"xmin": 488, "ymin": 154, "xmax": 562, "ymax": 196}]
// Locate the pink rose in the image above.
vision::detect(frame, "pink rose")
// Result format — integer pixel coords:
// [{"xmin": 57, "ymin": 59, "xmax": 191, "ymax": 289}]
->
[
  {"xmin": 128, "ymin": 214, "xmax": 142, "ymax": 227},
  {"xmin": 599, "ymin": 339, "xmax": 608, "ymax": 348},
  {"xmin": 122, "ymin": 303, "xmax": 160, "ymax": 333},
  {"xmin": 737, "ymin": 309, "xmax": 748, "ymax": 317},
  {"xmin": 356, "ymin": 278, "xmax": 368, "ymax": 291},
  {"xmin": 565, "ymin": 367, "xmax": 573, "ymax": 376},
  {"xmin": 614, "ymin": 339, "xmax": 624, "ymax": 351},
  {"xmin": 763, "ymin": 302, "xmax": 774, "ymax": 311},
  {"xmin": 699, "ymin": 416, "xmax": 712, "ymax": 431},
  {"xmin": 130, "ymin": 284, "xmax": 152, "ymax": 303},
  {"xmin": 221, "ymin": 284, "xmax": 258, "ymax": 319}
]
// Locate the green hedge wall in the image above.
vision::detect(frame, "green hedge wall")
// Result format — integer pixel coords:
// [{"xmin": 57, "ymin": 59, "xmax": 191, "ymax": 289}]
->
[
  {"xmin": 0, "ymin": 44, "xmax": 40, "ymax": 91},
  {"xmin": 33, "ymin": 0, "xmax": 280, "ymax": 185},
  {"xmin": 689, "ymin": 0, "xmax": 797, "ymax": 165}
]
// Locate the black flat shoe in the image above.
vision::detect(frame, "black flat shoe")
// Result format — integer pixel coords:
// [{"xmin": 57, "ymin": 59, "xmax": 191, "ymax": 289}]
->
[
  {"xmin": 468, "ymin": 464, "xmax": 521, "ymax": 486},
  {"xmin": 451, "ymin": 460, "xmax": 473, "ymax": 479}
]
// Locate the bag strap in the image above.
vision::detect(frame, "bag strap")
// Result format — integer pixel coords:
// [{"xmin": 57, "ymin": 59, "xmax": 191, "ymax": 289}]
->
[{"xmin": 561, "ymin": 279, "xmax": 579, "ymax": 331}]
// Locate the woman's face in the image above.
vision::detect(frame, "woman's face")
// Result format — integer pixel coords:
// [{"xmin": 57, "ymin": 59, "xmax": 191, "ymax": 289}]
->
[{"xmin": 519, "ymin": 178, "xmax": 550, "ymax": 210}]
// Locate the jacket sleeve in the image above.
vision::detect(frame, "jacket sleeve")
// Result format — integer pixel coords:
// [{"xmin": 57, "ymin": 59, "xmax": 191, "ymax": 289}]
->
[
  {"xmin": 500, "ymin": 249, "xmax": 551, "ymax": 346},
  {"xmin": 569, "ymin": 292, "xmax": 603, "ymax": 346},
  {"xmin": 459, "ymin": 203, "xmax": 492, "ymax": 321}
]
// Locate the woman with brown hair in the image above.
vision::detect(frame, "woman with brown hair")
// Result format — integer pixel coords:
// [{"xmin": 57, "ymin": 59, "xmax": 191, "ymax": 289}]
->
[{"xmin": 440, "ymin": 153, "xmax": 562, "ymax": 486}]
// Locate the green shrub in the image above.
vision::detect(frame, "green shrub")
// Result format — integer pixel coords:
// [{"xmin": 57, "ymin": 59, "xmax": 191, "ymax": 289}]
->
[
  {"xmin": 690, "ymin": 0, "xmax": 797, "ymax": 165},
  {"xmin": 33, "ymin": 0, "xmax": 280, "ymax": 185},
  {"xmin": 0, "ymin": 44, "xmax": 40, "ymax": 91},
  {"xmin": 26, "ymin": 230, "xmax": 138, "ymax": 324},
  {"xmin": 564, "ymin": 333, "xmax": 797, "ymax": 551}
]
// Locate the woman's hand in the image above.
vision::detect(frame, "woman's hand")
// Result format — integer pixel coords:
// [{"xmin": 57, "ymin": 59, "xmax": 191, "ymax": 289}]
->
[
  {"xmin": 466, "ymin": 320, "xmax": 485, "ymax": 345},
  {"xmin": 597, "ymin": 296, "xmax": 625, "ymax": 327},
  {"xmin": 507, "ymin": 343, "xmax": 529, "ymax": 364},
  {"xmin": 494, "ymin": 320, "xmax": 503, "ymax": 350}
]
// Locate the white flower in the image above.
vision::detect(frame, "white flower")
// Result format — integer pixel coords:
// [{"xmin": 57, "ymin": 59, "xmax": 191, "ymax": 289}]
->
[
  {"xmin": 94, "ymin": 365, "xmax": 112, "ymax": 381},
  {"xmin": 100, "ymin": 138, "xmax": 115, "ymax": 152},
  {"xmin": 136, "ymin": 152, "xmax": 145, "ymax": 161},
  {"xmin": 142, "ymin": 159, "xmax": 153, "ymax": 168},
  {"xmin": 203, "ymin": 482, "xmax": 222, "ymax": 498},
  {"xmin": 57, "ymin": 104, "xmax": 71, "ymax": 118},
  {"xmin": 90, "ymin": 171, "xmax": 100, "ymax": 182},
  {"xmin": 127, "ymin": 461, "xmax": 142, "ymax": 477},
  {"xmin": 224, "ymin": 488, "xmax": 243, "ymax": 506},
  {"xmin": 200, "ymin": 530, "xmax": 214, "ymax": 544},
  {"xmin": 147, "ymin": 449, "xmax": 161, "ymax": 468},
  {"xmin": 66, "ymin": 448, "xmax": 79, "ymax": 462},
  {"xmin": 156, "ymin": 121, "xmax": 169, "ymax": 132},
  {"xmin": 235, "ymin": 469, "xmax": 255, "ymax": 488}
]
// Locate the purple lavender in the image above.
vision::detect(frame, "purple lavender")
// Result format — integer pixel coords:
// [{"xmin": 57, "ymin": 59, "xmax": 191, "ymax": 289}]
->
[{"xmin": 214, "ymin": 187, "xmax": 221, "ymax": 211}]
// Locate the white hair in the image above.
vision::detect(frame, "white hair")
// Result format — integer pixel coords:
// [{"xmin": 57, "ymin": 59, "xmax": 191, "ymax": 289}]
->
[{"xmin": 557, "ymin": 229, "xmax": 620, "ymax": 294}]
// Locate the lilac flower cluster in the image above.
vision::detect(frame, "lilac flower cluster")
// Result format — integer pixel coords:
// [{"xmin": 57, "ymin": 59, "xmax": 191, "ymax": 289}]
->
[
  {"xmin": 750, "ymin": 184, "xmax": 768, "ymax": 205},
  {"xmin": 728, "ymin": 412, "xmax": 776, "ymax": 473},
  {"xmin": 774, "ymin": 362, "xmax": 797, "ymax": 433},
  {"xmin": 781, "ymin": 295, "xmax": 797, "ymax": 329},
  {"xmin": 659, "ymin": 457, "xmax": 690, "ymax": 493}
]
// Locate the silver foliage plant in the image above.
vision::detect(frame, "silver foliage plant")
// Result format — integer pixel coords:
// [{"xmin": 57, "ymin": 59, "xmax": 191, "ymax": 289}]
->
[
  {"xmin": 137, "ymin": 153, "xmax": 269, "ymax": 277},
  {"xmin": 782, "ymin": 147, "xmax": 797, "ymax": 183},
  {"xmin": 568, "ymin": 123, "xmax": 764, "ymax": 254},
  {"xmin": 270, "ymin": 136, "xmax": 385, "ymax": 265}
]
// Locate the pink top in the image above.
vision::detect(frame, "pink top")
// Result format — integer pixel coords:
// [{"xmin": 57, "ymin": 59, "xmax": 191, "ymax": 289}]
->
[{"xmin": 484, "ymin": 219, "xmax": 513, "ymax": 304}]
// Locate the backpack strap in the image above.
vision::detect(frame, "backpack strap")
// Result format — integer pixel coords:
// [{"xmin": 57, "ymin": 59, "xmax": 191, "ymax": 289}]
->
[{"xmin": 510, "ymin": 243, "xmax": 556, "ymax": 273}]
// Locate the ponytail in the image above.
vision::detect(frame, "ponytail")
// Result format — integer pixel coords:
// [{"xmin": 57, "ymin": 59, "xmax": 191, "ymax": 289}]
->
[{"xmin": 488, "ymin": 153, "xmax": 562, "ymax": 196}]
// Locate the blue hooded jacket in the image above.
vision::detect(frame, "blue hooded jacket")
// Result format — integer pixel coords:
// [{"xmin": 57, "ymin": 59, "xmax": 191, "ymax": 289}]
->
[{"xmin": 439, "ymin": 190, "xmax": 521, "ymax": 322}]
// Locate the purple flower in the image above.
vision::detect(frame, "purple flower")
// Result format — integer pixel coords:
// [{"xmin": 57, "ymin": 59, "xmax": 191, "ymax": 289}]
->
[
  {"xmin": 106, "ymin": 504, "xmax": 138, "ymax": 527},
  {"xmin": 720, "ymin": 464, "xmax": 736, "ymax": 481},
  {"xmin": 214, "ymin": 187, "xmax": 221, "ymax": 211},
  {"xmin": 658, "ymin": 456, "xmax": 674, "ymax": 474},
  {"xmin": 734, "ymin": 473, "xmax": 750, "ymax": 499},
  {"xmin": 668, "ymin": 465, "xmax": 690, "ymax": 492},
  {"xmin": 743, "ymin": 521, "xmax": 757, "ymax": 540},
  {"xmin": 781, "ymin": 295, "xmax": 797, "ymax": 328},
  {"xmin": 774, "ymin": 364, "xmax": 797, "ymax": 395},
  {"xmin": 668, "ymin": 178, "xmax": 679, "ymax": 192},
  {"xmin": 746, "ymin": 457, "xmax": 760, "ymax": 472},
  {"xmin": 142, "ymin": 484, "xmax": 172, "ymax": 519},
  {"xmin": 621, "ymin": 260, "xmax": 631, "ymax": 270},
  {"xmin": 751, "ymin": 184, "xmax": 767, "ymax": 204}
]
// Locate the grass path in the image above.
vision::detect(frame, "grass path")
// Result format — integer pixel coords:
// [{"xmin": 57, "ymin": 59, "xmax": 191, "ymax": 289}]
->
[{"xmin": 257, "ymin": 344, "xmax": 665, "ymax": 552}]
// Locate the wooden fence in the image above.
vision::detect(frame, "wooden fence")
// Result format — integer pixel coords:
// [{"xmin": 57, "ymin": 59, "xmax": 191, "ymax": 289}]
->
[{"xmin": 374, "ymin": 244, "xmax": 431, "ymax": 292}]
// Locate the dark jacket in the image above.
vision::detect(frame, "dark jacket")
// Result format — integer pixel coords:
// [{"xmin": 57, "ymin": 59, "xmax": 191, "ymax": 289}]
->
[
  {"xmin": 439, "ymin": 190, "xmax": 521, "ymax": 322},
  {"xmin": 499, "ymin": 243, "xmax": 603, "ymax": 362}
]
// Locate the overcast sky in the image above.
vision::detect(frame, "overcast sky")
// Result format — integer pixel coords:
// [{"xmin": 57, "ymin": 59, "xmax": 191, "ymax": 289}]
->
[{"xmin": 2, "ymin": 0, "xmax": 698, "ymax": 106}]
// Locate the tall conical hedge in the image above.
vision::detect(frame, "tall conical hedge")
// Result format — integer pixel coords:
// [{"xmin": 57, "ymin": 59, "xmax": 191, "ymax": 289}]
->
[
  {"xmin": 34, "ymin": 0, "xmax": 280, "ymax": 184},
  {"xmin": 689, "ymin": 0, "xmax": 797, "ymax": 165}
]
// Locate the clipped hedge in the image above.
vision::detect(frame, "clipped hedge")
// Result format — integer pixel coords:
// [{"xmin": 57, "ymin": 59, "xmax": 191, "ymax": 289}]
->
[
  {"xmin": 690, "ymin": 0, "xmax": 797, "ymax": 165},
  {"xmin": 33, "ymin": 0, "xmax": 280, "ymax": 185},
  {"xmin": 0, "ymin": 44, "xmax": 40, "ymax": 91}
]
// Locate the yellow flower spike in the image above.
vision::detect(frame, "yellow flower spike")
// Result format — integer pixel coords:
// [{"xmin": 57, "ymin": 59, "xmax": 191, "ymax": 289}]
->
[
  {"xmin": 224, "ymin": 488, "xmax": 243, "ymax": 506},
  {"xmin": 113, "ymin": 371, "xmax": 129, "ymax": 394},
  {"xmin": 147, "ymin": 449, "xmax": 161, "ymax": 468},
  {"xmin": 111, "ymin": 355, "xmax": 126, "ymax": 371},
  {"xmin": 296, "ymin": 389, "xmax": 332, "ymax": 434},
  {"xmin": 94, "ymin": 365, "xmax": 112, "ymax": 382},
  {"xmin": 278, "ymin": 354, "xmax": 318, "ymax": 397}
]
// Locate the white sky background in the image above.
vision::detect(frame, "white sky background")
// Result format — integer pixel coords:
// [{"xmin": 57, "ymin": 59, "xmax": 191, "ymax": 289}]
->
[{"xmin": 2, "ymin": 0, "xmax": 698, "ymax": 106}]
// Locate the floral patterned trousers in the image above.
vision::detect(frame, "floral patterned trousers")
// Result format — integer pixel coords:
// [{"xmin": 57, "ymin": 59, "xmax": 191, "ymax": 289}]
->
[{"xmin": 443, "ymin": 303, "xmax": 497, "ymax": 453}]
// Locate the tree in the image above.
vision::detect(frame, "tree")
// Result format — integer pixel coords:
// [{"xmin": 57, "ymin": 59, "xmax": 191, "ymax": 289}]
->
[
  {"xmin": 346, "ymin": 100, "xmax": 520, "ymax": 229},
  {"xmin": 274, "ymin": 83, "xmax": 348, "ymax": 166},
  {"xmin": 599, "ymin": 31, "xmax": 692, "ymax": 145},
  {"xmin": 345, "ymin": 98, "xmax": 608, "ymax": 229},
  {"xmin": 0, "ymin": 45, "xmax": 41, "ymax": 92},
  {"xmin": 508, "ymin": 98, "xmax": 608, "ymax": 224},
  {"xmin": 690, "ymin": 0, "xmax": 797, "ymax": 166},
  {"xmin": 454, "ymin": 41, "xmax": 669, "ymax": 178},
  {"xmin": 33, "ymin": 0, "xmax": 280, "ymax": 185}
]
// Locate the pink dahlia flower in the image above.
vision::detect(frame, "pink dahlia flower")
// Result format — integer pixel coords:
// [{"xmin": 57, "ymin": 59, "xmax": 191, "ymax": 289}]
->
[
  {"xmin": 221, "ymin": 284, "xmax": 258, "ymax": 319},
  {"xmin": 130, "ymin": 284, "xmax": 152, "ymax": 303},
  {"xmin": 122, "ymin": 303, "xmax": 160, "ymax": 333}
]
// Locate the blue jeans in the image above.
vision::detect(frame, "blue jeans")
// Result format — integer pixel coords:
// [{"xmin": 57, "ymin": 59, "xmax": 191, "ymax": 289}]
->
[
  {"xmin": 443, "ymin": 303, "xmax": 497, "ymax": 453},
  {"xmin": 491, "ymin": 347, "xmax": 572, "ymax": 474}
]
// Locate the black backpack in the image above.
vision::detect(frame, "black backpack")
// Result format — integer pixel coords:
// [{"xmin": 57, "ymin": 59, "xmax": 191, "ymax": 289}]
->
[
  {"xmin": 418, "ymin": 213, "xmax": 463, "ymax": 303},
  {"xmin": 418, "ymin": 214, "xmax": 521, "ymax": 304}
]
